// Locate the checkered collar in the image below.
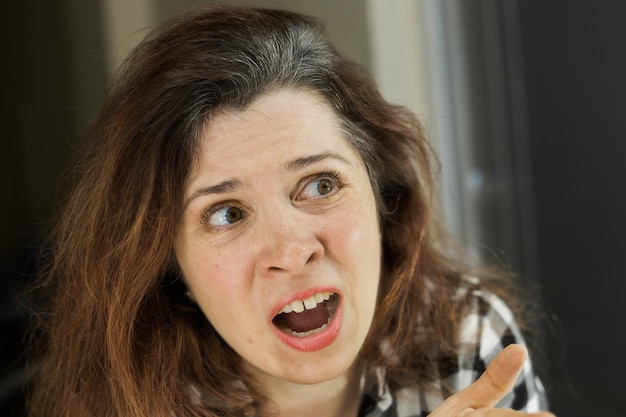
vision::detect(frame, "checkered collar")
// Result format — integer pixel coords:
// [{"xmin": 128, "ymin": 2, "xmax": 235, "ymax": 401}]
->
[{"xmin": 358, "ymin": 366, "xmax": 394, "ymax": 417}]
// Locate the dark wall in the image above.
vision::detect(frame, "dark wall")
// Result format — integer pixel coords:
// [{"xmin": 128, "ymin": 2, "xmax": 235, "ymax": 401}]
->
[
  {"xmin": 1, "ymin": 2, "xmax": 70, "ymax": 414},
  {"xmin": 0, "ymin": 1, "xmax": 106, "ymax": 415},
  {"xmin": 518, "ymin": 1, "xmax": 626, "ymax": 416}
]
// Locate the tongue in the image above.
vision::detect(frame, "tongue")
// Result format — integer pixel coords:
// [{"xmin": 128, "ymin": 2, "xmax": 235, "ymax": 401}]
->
[{"xmin": 278, "ymin": 304, "xmax": 329, "ymax": 333}]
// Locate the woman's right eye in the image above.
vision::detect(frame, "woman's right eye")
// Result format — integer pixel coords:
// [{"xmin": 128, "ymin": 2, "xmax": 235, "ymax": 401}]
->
[{"xmin": 201, "ymin": 204, "xmax": 247, "ymax": 230}]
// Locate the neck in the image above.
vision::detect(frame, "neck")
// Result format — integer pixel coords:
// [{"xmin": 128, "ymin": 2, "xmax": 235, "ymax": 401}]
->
[{"xmin": 256, "ymin": 363, "xmax": 363, "ymax": 417}]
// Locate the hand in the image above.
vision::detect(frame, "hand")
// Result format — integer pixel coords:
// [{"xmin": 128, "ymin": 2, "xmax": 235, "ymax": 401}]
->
[{"xmin": 428, "ymin": 344, "xmax": 555, "ymax": 416}]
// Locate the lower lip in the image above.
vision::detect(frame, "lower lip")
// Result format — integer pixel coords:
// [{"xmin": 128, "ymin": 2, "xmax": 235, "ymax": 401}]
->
[{"xmin": 271, "ymin": 299, "xmax": 343, "ymax": 352}]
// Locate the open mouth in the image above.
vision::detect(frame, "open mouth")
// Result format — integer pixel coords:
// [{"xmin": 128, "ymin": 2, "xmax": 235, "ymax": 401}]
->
[{"xmin": 272, "ymin": 292, "xmax": 339, "ymax": 337}]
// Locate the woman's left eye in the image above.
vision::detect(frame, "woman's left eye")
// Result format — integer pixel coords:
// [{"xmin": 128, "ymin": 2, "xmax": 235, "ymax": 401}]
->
[{"xmin": 297, "ymin": 174, "xmax": 340, "ymax": 200}]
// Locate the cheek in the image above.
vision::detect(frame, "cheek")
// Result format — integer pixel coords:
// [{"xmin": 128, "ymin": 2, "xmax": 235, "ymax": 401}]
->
[
  {"xmin": 327, "ymin": 198, "xmax": 382, "ymax": 281},
  {"xmin": 329, "ymin": 203, "xmax": 381, "ymax": 339},
  {"xmin": 336, "ymin": 196, "xmax": 380, "ymax": 253},
  {"xmin": 176, "ymin": 241, "xmax": 251, "ymax": 312}
]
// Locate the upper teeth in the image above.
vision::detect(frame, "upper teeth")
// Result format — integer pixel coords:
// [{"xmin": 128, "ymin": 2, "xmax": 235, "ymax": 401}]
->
[{"xmin": 279, "ymin": 291, "xmax": 332, "ymax": 314}]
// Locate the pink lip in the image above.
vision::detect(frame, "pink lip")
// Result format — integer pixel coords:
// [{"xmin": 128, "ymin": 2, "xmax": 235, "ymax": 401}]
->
[{"xmin": 269, "ymin": 287, "xmax": 343, "ymax": 352}]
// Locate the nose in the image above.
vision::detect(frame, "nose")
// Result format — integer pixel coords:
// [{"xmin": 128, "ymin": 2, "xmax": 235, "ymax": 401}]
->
[{"xmin": 254, "ymin": 206, "xmax": 325, "ymax": 276}]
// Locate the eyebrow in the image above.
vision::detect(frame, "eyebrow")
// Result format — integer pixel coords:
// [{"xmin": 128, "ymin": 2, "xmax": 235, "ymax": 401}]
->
[
  {"xmin": 183, "ymin": 151, "xmax": 351, "ymax": 210},
  {"xmin": 283, "ymin": 151, "xmax": 352, "ymax": 173},
  {"xmin": 183, "ymin": 179, "xmax": 243, "ymax": 210}
]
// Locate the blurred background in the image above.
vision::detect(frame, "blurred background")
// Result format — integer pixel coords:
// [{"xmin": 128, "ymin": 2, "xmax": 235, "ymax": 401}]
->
[{"xmin": 2, "ymin": 1, "xmax": 625, "ymax": 416}]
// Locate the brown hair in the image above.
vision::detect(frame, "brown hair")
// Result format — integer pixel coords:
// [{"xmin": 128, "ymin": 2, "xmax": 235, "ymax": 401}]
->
[{"xmin": 29, "ymin": 5, "xmax": 509, "ymax": 417}]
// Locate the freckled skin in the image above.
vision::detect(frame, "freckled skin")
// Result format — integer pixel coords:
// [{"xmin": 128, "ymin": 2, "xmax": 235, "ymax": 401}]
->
[{"xmin": 174, "ymin": 90, "xmax": 381, "ymax": 390}]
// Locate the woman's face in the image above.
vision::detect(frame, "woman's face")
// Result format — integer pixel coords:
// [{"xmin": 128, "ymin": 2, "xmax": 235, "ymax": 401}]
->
[{"xmin": 174, "ymin": 89, "xmax": 381, "ymax": 386}]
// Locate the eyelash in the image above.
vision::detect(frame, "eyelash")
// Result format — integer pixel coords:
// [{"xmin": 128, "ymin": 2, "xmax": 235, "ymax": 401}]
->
[
  {"xmin": 296, "ymin": 170, "xmax": 343, "ymax": 200},
  {"xmin": 199, "ymin": 170, "xmax": 345, "ymax": 232},
  {"xmin": 200, "ymin": 200, "xmax": 247, "ymax": 231}
]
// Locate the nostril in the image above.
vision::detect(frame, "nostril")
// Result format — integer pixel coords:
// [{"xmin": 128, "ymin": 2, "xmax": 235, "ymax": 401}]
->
[
  {"xmin": 255, "ymin": 222, "xmax": 325, "ymax": 274},
  {"xmin": 259, "ymin": 242, "xmax": 322, "ymax": 274},
  {"xmin": 306, "ymin": 251, "xmax": 318, "ymax": 264}
]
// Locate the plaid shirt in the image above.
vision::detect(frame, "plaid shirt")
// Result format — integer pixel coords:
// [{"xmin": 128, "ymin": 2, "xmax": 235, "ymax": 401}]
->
[{"xmin": 357, "ymin": 284, "xmax": 548, "ymax": 417}]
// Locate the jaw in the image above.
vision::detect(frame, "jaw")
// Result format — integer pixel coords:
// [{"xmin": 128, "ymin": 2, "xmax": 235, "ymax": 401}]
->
[{"xmin": 248, "ymin": 356, "xmax": 364, "ymax": 416}]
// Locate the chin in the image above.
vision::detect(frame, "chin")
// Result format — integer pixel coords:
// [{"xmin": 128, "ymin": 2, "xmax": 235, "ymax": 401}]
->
[{"xmin": 274, "ymin": 349, "xmax": 361, "ymax": 386}]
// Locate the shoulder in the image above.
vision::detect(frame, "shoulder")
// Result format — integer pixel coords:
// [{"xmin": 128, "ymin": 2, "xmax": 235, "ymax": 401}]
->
[
  {"xmin": 364, "ymin": 278, "xmax": 549, "ymax": 417},
  {"xmin": 457, "ymin": 278, "xmax": 520, "ymax": 360},
  {"xmin": 449, "ymin": 278, "xmax": 548, "ymax": 412}
]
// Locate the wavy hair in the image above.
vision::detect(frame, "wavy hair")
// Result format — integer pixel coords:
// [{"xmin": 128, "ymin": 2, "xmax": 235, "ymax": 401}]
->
[{"xmin": 29, "ymin": 6, "xmax": 507, "ymax": 417}]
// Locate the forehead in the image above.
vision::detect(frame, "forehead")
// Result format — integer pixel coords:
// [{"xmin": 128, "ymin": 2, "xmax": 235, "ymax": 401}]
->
[{"xmin": 195, "ymin": 89, "xmax": 354, "ymax": 168}]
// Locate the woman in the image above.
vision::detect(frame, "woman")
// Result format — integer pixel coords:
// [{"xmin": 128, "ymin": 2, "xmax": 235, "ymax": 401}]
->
[{"xmin": 29, "ymin": 5, "xmax": 552, "ymax": 417}]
